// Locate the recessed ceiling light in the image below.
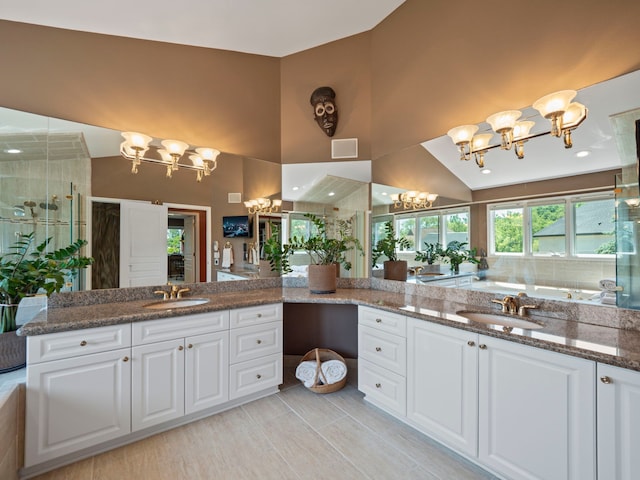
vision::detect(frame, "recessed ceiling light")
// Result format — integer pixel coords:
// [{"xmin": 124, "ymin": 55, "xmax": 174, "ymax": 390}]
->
[
  {"xmin": 328, "ymin": 192, "xmax": 335, "ymax": 197},
  {"xmin": 292, "ymin": 186, "xmax": 299, "ymax": 191},
  {"xmin": 481, "ymin": 168, "xmax": 491, "ymax": 175},
  {"xmin": 575, "ymin": 150, "xmax": 590, "ymax": 158},
  {"xmin": 381, "ymin": 192, "xmax": 388, "ymax": 196},
  {"xmin": 6, "ymin": 148, "xmax": 21, "ymax": 154}
]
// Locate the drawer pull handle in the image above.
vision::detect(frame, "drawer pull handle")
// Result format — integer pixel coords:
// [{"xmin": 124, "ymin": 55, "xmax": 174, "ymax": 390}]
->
[
  {"xmin": 178, "ymin": 345, "xmax": 184, "ymax": 351},
  {"xmin": 375, "ymin": 347, "xmax": 382, "ymax": 352},
  {"xmin": 479, "ymin": 344, "xmax": 487, "ymax": 350},
  {"xmin": 375, "ymin": 383, "xmax": 381, "ymax": 388},
  {"xmin": 257, "ymin": 313, "xmax": 262, "ymax": 318},
  {"xmin": 375, "ymin": 318, "xmax": 382, "ymax": 323},
  {"xmin": 256, "ymin": 339, "xmax": 262, "ymax": 344},
  {"xmin": 600, "ymin": 376, "xmax": 613, "ymax": 384},
  {"xmin": 123, "ymin": 356, "xmax": 129, "ymax": 362},
  {"xmin": 188, "ymin": 344, "xmax": 193, "ymax": 349},
  {"xmin": 467, "ymin": 341, "xmax": 475, "ymax": 347},
  {"xmin": 256, "ymin": 374, "xmax": 262, "ymax": 379},
  {"xmin": 80, "ymin": 340, "xmax": 87, "ymax": 346}
]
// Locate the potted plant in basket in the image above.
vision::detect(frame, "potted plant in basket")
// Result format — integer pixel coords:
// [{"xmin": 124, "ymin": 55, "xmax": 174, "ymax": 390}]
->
[
  {"xmin": 0, "ymin": 233, "xmax": 93, "ymax": 372},
  {"xmin": 414, "ymin": 242, "xmax": 444, "ymax": 274},
  {"xmin": 441, "ymin": 240, "xmax": 479, "ymax": 274},
  {"xmin": 269, "ymin": 213, "xmax": 362, "ymax": 293},
  {"xmin": 371, "ymin": 221, "xmax": 411, "ymax": 281}
]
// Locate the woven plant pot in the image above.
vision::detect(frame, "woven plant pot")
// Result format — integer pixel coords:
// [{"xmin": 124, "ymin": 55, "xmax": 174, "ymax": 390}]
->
[
  {"xmin": 308, "ymin": 264, "xmax": 337, "ymax": 293},
  {"xmin": 299, "ymin": 348, "xmax": 347, "ymax": 394}
]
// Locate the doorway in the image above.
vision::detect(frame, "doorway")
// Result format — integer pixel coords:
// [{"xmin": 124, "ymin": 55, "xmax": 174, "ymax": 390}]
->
[{"xmin": 167, "ymin": 208, "xmax": 208, "ymax": 283}]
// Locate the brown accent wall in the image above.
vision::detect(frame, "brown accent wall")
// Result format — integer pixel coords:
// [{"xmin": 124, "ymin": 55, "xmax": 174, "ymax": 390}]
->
[
  {"xmin": 372, "ymin": 144, "xmax": 472, "ymax": 202},
  {"xmin": 280, "ymin": 33, "xmax": 372, "ymax": 164},
  {"xmin": 0, "ymin": 20, "xmax": 281, "ymax": 163},
  {"xmin": 370, "ymin": 0, "xmax": 640, "ymax": 159}
]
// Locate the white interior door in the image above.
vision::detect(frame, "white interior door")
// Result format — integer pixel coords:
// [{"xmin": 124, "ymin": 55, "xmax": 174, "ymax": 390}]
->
[
  {"xmin": 183, "ymin": 215, "xmax": 196, "ymax": 283},
  {"xmin": 120, "ymin": 200, "xmax": 168, "ymax": 287}
]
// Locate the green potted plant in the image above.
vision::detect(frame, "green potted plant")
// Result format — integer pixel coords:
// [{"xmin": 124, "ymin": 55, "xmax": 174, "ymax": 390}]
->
[
  {"xmin": 441, "ymin": 240, "xmax": 479, "ymax": 274},
  {"xmin": 0, "ymin": 232, "xmax": 93, "ymax": 372},
  {"xmin": 415, "ymin": 242, "xmax": 443, "ymax": 273},
  {"xmin": 261, "ymin": 222, "xmax": 289, "ymax": 277},
  {"xmin": 371, "ymin": 221, "xmax": 411, "ymax": 281},
  {"xmin": 273, "ymin": 213, "xmax": 362, "ymax": 293}
]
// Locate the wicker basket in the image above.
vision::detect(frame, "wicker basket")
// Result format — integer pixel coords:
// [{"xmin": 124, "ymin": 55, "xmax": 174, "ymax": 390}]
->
[{"xmin": 299, "ymin": 348, "xmax": 347, "ymax": 394}]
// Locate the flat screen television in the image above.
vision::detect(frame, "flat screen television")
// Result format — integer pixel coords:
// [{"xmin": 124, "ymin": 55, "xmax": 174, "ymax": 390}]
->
[{"xmin": 222, "ymin": 215, "xmax": 251, "ymax": 238}]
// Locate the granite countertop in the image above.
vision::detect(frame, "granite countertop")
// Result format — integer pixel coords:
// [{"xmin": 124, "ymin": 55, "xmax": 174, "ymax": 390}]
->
[{"xmin": 17, "ymin": 286, "xmax": 640, "ymax": 372}]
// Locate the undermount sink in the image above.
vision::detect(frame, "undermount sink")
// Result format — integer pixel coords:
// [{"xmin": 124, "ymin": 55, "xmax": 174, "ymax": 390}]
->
[
  {"xmin": 143, "ymin": 298, "xmax": 210, "ymax": 310},
  {"xmin": 455, "ymin": 310, "xmax": 544, "ymax": 330}
]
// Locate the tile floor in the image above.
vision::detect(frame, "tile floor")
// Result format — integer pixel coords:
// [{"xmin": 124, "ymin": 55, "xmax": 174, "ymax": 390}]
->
[{"xmin": 28, "ymin": 357, "xmax": 496, "ymax": 480}]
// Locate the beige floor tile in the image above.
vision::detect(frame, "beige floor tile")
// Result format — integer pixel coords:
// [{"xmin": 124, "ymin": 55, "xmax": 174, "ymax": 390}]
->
[
  {"xmin": 241, "ymin": 392, "xmax": 291, "ymax": 424},
  {"xmin": 318, "ymin": 416, "xmax": 429, "ymax": 480},
  {"xmin": 278, "ymin": 384, "xmax": 348, "ymax": 429},
  {"xmin": 30, "ymin": 457, "xmax": 93, "ymax": 480},
  {"xmin": 259, "ymin": 410, "xmax": 367, "ymax": 479},
  {"xmin": 213, "ymin": 450, "xmax": 300, "ymax": 480}
]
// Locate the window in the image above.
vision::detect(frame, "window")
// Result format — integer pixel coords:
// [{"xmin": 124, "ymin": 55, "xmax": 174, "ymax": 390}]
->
[
  {"xmin": 418, "ymin": 215, "xmax": 440, "ymax": 245},
  {"xmin": 443, "ymin": 211, "xmax": 469, "ymax": 246},
  {"xmin": 491, "ymin": 207, "xmax": 524, "ymax": 254},
  {"xmin": 396, "ymin": 217, "xmax": 416, "ymax": 251},
  {"xmin": 489, "ymin": 194, "xmax": 614, "ymax": 257},
  {"xmin": 289, "ymin": 214, "xmax": 320, "ymax": 241}
]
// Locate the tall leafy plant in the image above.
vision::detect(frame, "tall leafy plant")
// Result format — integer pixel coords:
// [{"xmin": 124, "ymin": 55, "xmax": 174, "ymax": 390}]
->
[
  {"xmin": 0, "ymin": 233, "xmax": 93, "ymax": 333},
  {"xmin": 371, "ymin": 221, "xmax": 411, "ymax": 266}
]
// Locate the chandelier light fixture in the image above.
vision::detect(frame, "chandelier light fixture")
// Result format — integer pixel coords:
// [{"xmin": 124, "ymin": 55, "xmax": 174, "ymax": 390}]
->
[
  {"xmin": 120, "ymin": 132, "xmax": 220, "ymax": 182},
  {"xmin": 244, "ymin": 197, "xmax": 282, "ymax": 214},
  {"xmin": 390, "ymin": 191, "xmax": 438, "ymax": 210},
  {"xmin": 447, "ymin": 90, "xmax": 587, "ymax": 168}
]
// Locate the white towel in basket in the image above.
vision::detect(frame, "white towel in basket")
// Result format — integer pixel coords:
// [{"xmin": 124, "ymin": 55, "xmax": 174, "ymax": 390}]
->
[
  {"xmin": 295, "ymin": 361, "xmax": 318, "ymax": 388},
  {"xmin": 320, "ymin": 360, "xmax": 347, "ymax": 385}
]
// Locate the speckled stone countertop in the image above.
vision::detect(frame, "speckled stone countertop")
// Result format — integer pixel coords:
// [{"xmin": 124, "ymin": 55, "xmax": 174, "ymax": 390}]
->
[{"xmin": 17, "ymin": 279, "xmax": 640, "ymax": 372}]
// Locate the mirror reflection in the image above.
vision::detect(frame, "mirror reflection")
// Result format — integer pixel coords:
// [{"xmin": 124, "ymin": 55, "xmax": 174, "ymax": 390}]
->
[{"xmin": 372, "ymin": 69, "xmax": 640, "ymax": 306}]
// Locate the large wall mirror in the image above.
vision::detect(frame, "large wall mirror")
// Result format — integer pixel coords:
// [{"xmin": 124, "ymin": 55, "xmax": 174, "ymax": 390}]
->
[
  {"xmin": 0, "ymin": 107, "xmax": 282, "ymax": 290},
  {"xmin": 372, "ymin": 69, "xmax": 640, "ymax": 308}
]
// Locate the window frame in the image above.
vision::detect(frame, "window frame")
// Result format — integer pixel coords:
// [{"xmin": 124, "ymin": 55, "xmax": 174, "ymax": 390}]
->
[{"xmin": 395, "ymin": 206, "xmax": 471, "ymax": 254}]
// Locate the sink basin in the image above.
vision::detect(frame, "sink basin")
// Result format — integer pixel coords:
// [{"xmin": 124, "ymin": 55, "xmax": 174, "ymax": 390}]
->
[
  {"xmin": 143, "ymin": 298, "xmax": 210, "ymax": 310},
  {"xmin": 456, "ymin": 310, "xmax": 544, "ymax": 330}
]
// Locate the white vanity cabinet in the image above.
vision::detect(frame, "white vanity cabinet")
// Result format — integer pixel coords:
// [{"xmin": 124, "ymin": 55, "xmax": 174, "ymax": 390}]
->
[
  {"xmin": 597, "ymin": 363, "xmax": 640, "ymax": 480},
  {"xmin": 228, "ymin": 303, "xmax": 283, "ymax": 400},
  {"xmin": 477, "ymin": 335, "xmax": 596, "ymax": 480},
  {"xmin": 131, "ymin": 310, "xmax": 229, "ymax": 431},
  {"xmin": 357, "ymin": 305, "xmax": 407, "ymax": 416},
  {"xmin": 25, "ymin": 325, "xmax": 132, "ymax": 467},
  {"xmin": 406, "ymin": 318, "xmax": 478, "ymax": 457}
]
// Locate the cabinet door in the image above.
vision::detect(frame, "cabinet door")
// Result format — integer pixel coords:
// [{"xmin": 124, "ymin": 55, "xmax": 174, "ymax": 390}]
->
[
  {"xmin": 406, "ymin": 319, "xmax": 478, "ymax": 456},
  {"xmin": 132, "ymin": 339, "xmax": 185, "ymax": 431},
  {"xmin": 597, "ymin": 363, "xmax": 640, "ymax": 480},
  {"xmin": 478, "ymin": 336, "xmax": 595, "ymax": 480},
  {"xmin": 25, "ymin": 348, "xmax": 131, "ymax": 467},
  {"xmin": 185, "ymin": 331, "xmax": 229, "ymax": 415}
]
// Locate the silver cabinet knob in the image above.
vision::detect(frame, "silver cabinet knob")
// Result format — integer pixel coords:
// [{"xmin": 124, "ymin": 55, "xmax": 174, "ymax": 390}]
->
[
  {"xmin": 375, "ymin": 347, "xmax": 381, "ymax": 352},
  {"xmin": 467, "ymin": 341, "xmax": 475, "ymax": 347},
  {"xmin": 122, "ymin": 356, "xmax": 129, "ymax": 362},
  {"xmin": 188, "ymin": 344, "xmax": 193, "ymax": 349},
  {"xmin": 257, "ymin": 313, "xmax": 262, "ymax": 318},
  {"xmin": 600, "ymin": 376, "xmax": 613, "ymax": 384},
  {"xmin": 80, "ymin": 340, "xmax": 87, "ymax": 346},
  {"xmin": 256, "ymin": 374, "xmax": 262, "ymax": 379},
  {"xmin": 479, "ymin": 344, "xmax": 487, "ymax": 350},
  {"xmin": 375, "ymin": 318, "xmax": 382, "ymax": 323},
  {"xmin": 256, "ymin": 339, "xmax": 262, "ymax": 344},
  {"xmin": 178, "ymin": 345, "xmax": 184, "ymax": 351},
  {"xmin": 375, "ymin": 383, "xmax": 381, "ymax": 388}
]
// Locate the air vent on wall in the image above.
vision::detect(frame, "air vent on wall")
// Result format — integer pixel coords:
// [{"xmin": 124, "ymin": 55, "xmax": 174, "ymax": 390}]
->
[
  {"xmin": 331, "ymin": 138, "xmax": 358, "ymax": 159},
  {"xmin": 228, "ymin": 193, "xmax": 241, "ymax": 203}
]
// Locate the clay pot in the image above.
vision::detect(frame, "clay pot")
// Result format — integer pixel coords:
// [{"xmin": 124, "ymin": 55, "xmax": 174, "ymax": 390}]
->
[
  {"xmin": 383, "ymin": 260, "xmax": 408, "ymax": 281},
  {"xmin": 308, "ymin": 264, "xmax": 338, "ymax": 293}
]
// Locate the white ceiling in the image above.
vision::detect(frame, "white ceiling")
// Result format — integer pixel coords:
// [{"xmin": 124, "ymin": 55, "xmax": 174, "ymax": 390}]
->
[
  {"xmin": 0, "ymin": 0, "xmax": 405, "ymax": 57},
  {"xmin": 422, "ymin": 69, "xmax": 640, "ymax": 191}
]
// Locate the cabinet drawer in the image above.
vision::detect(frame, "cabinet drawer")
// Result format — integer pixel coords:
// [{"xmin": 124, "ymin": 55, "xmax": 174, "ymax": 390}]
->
[
  {"xmin": 358, "ymin": 306, "xmax": 406, "ymax": 337},
  {"xmin": 229, "ymin": 353, "xmax": 282, "ymax": 400},
  {"xmin": 359, "ymin": 325, "xmax": 406, "ymax": 375},
  {"xmin": 230, "ymin": 303, "xmax": 282, "ymax": 328},
  {"xmin": 27, "ymin": 324, "xmax": 132, "ymax": 364},
  {"xmin": 133, "ymin": 310, "xmax": 229, "ymax": 345},
  {"xmin": 358, "ymin": 358, "xmax": 406, "ymax": 416},
  {"xmin": 229, "ymin": 321, "xmax": 282, "ymax": 364}
]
